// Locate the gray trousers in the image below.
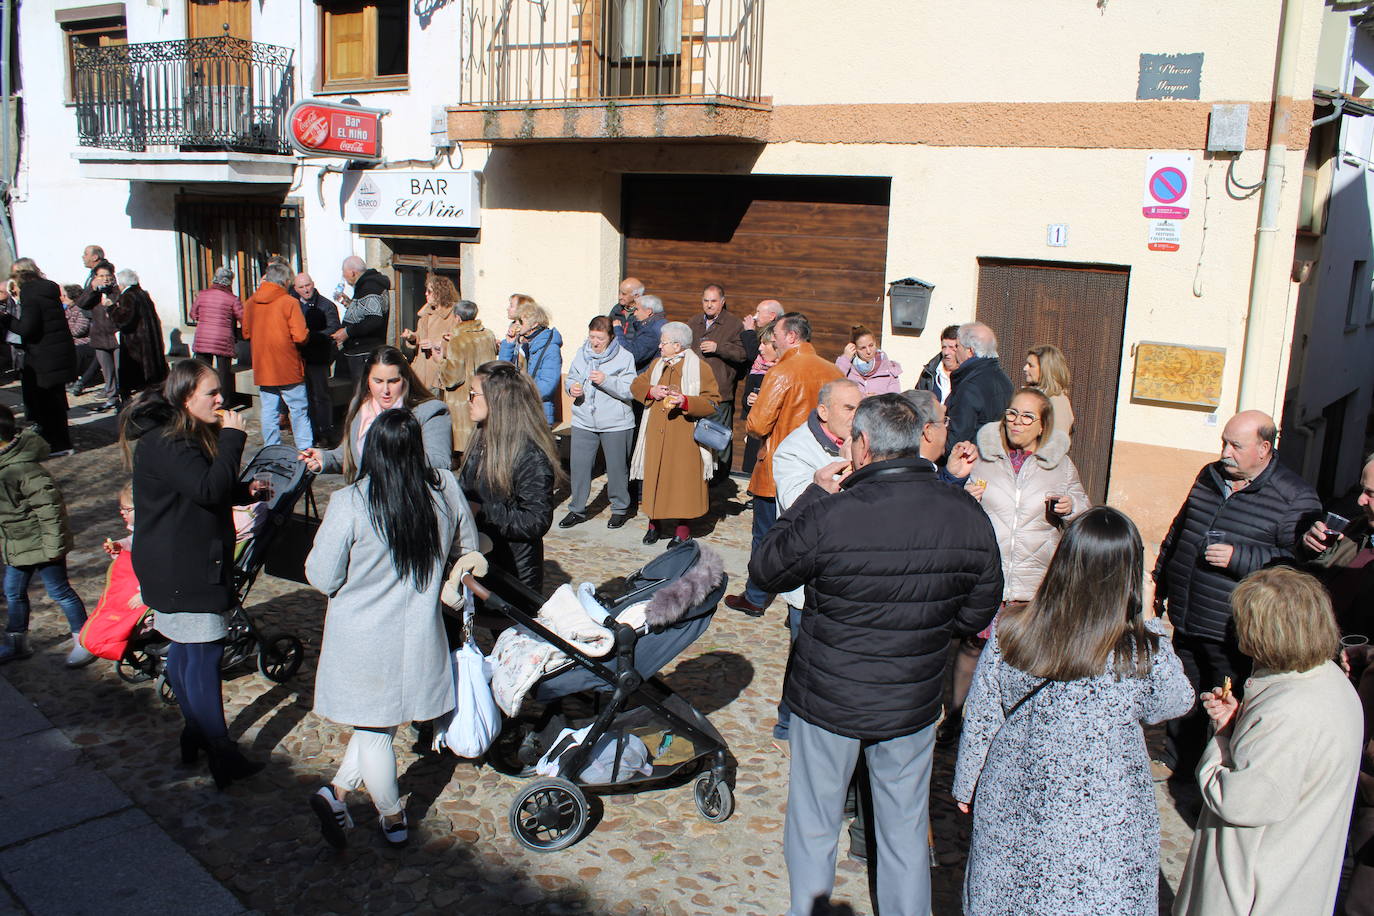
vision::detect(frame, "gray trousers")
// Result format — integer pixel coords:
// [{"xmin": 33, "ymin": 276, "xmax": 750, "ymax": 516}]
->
[
  {"xmin": 786, "ymin": 716, "xmax": 935, "ymax": 916},
  {"xmin": 568, "ymin": 426, "xmax": 633, "ymax": 514}
]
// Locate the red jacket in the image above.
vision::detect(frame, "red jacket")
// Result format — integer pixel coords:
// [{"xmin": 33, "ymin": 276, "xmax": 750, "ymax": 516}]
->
[
  {"xmin": 242, "ymin": 281, "xmax": 307, "ymax": 387},
  {"xmin": 189, "ymin": 284, "xmax": 243, "ymax": 358}
]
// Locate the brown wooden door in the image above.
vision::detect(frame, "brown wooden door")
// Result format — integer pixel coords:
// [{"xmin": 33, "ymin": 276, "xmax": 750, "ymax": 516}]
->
[
  {"xmin": 187, "ymin": 0, "xmax": 251, "ymax": 40},
  {"xmin": 975, "ymin": 259, "xmax": 1129, "ymax": 504},
  {"xmin": 623, "ymin": 175, "xmax": 891, "ymax": 469}
]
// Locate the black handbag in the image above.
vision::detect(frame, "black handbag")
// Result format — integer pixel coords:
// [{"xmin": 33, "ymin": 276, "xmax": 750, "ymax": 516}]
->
[{"xmin": 263, "ymin": 485, "xmax": 321, "ymax": 585}]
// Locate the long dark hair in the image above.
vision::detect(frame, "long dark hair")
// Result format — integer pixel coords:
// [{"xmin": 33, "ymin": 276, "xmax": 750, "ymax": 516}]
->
[
  {"xmin": 358, "ymin": 409, "xmax": 444, "ymax": 589},
  {"xmin": 118, "ymin": 359, "xmax": 219, "ymax": 469},
  {"xmin": 460, "ymin": 360, "xmax": 563, "ymax": 498},
  {"xmin": 340, "ymin": 346, "xmax": 437, "ymax": 481},
  {"xmin": 998, "ymin": 506, "xmax": 1158, "ymax": 681}
]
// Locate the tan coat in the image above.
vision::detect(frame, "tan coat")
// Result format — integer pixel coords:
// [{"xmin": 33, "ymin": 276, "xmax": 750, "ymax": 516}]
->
[
  {"xmin": 746, "ymin": 342, "xmax": 843, "ymax": 498},
  {"xmin": 409, "ymin": 306, "xmax": 462, "ymax": 391},
  {"xmin": 969, "ymin": 422, "xmax": 1090, "ymax": 602},
  {"xmin": 435, "ymin": 319, "xmax": 498, "ymax": 453},
  {"xmin": 1174, "ymin": 661, "xmax": 1363, "ymax": 916},
  {"xmin": 630, "ymin": 357, "xmax": 720, "ymax": 521}
]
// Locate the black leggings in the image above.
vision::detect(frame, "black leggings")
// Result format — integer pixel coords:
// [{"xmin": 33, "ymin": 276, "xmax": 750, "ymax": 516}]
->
[{"xmin": 165, "ymin": 641, "xmax": 228, "ymax": 741}]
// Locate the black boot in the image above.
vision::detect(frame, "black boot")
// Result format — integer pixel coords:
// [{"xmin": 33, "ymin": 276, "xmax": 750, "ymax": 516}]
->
[
  {"xmin": 179, "ymin": 725, "xmax": 206, "ymax": 766},
  {"xmin": 206, "ymin": 738, "xmax": 265, "ymax": 790}
]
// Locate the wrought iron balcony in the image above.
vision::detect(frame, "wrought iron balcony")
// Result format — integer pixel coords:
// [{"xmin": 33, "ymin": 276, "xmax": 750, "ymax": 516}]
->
[
  {"xmin": 73, "ymin": 36, "xmax": 295, "ymax": 155},
  {"xmin": 461, "ymin": 0, "xmax": 764, "ymax": 105}
]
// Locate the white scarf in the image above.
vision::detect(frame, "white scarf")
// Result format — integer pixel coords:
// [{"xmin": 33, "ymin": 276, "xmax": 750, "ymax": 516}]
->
[{"xmin": 630, "ymin": 349, "xmax": 712, "ymax": 481}]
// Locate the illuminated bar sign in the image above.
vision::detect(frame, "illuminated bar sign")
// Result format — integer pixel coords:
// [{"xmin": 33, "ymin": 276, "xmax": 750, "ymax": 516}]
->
[{"xmin": 288, "ymin": 99, "xmax": 386, "ymax": 161}]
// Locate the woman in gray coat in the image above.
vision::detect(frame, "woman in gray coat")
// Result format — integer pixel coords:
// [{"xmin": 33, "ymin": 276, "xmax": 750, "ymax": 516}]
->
[
  {"xmin": 305, "ymin": 409, "xmax": 480, "ymax": 849},
  {"xmin": 559, "ymin": 315, "xmax": 637, "ymax": 529},
  {"xmin": 299, "ymin": 346, "xmax": 452, "ymax": 480}
]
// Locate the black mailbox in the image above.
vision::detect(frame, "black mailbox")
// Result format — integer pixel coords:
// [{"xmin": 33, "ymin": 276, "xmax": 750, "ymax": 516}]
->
[{"xmin": 888, "ymin": 277, "xmax": 935, "ymax": 335}]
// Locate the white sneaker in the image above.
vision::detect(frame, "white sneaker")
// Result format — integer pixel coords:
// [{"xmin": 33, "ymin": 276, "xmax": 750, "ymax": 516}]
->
[
  {"xmin": 380, "ymin": 811, "xmax": 408, "ymax": 847},
  {"xmin": 310, "ymin": 786, "xmax": 353, "ymax": 849},
  {"xmin": 66, "ymin": 641, "xmax": 98, "ymax": 668}
]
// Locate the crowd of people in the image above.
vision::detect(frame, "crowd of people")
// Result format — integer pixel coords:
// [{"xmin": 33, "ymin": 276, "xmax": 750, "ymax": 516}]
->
[{"xmin": 0, "ymin": 253, "xmax": 1370, "ymax": 916}]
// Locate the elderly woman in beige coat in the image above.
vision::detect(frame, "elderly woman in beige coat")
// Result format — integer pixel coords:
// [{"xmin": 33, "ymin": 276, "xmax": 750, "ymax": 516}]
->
[
  {"xmin": 941, "ymin": 386, "xmax": 1090, "ymax": 746},
  {"xmin": 629, "ymin": 321, "xmax": 720, "ymax": 548},
  {"xmin": 434, "ymin": 298, "xmax": 498, "ymax": 454},
  {"xmin": 1174, "ymin": 566, "xmax": 1363, "ymax": 916}
]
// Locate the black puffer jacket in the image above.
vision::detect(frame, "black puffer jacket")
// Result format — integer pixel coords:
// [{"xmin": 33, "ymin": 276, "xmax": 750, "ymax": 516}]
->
[
  {"xmin": 750, "ymin": 457, "xmax": 1003, "ymax": 740},
  {"xmin": 1153, "ymin": 457, "xmax": 1321, "ymax": 642},
  {"xmin": 946, "ymin": 355, "xmax": 1013, "ymax": 451},
  {"xmin": 126, "ymin": 396, "xmax": 251, "ymax": 614},
  {"xmin": 342, "ymin": 269, "xmax": 391, "ymax": 356},
  {"xmin": 14, "ymin": 278, "xmax": 76, "ymax": 387},
  {"xmin": 460, "ymin": 441, "xmax": 554, "ymax": 593}
]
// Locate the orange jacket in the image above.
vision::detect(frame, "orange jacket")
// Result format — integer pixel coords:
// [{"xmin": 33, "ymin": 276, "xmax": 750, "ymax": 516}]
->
[
  {"xmin": 243, "ymin": 281, "xmax": 308, "ymax": 387},
  {"xmin": 746, "ymin": 342, "xmax": 843, "ymax": 498}
]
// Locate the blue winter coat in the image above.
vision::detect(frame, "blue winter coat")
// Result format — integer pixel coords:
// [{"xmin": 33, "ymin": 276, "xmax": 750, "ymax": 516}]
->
[
  {"xmin": 565, "ymin": 338, "xmax": 636, "ymax": 432},
  {"xmin": 615, "ymin": 313, "xmax": 667, "ymax": 370},
  {"xmin": 500, "ymin": 325, "xmax": 563, "ymax": 424}
]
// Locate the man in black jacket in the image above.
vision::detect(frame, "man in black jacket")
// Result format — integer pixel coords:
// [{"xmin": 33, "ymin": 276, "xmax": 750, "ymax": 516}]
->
[
  {"xmin": 944, "ymin": 321, "xmax": 1013, "ymax": 454},
  {"xmin": 292, "ymin": 273, "xmax": 341, "ymax": 444},
  {"xmin": 914, "ymin": 324, "xmax": 959, "ymax": 404},
  {"xmin": 331, "ymin": 255, "xmax": 390, "ymax": 380},
  {"xmin": 0, "ymin": 260, "xmax": 76, "ymax": 455},
  {"xmin": 751, "ymin": 393, "xmax": 1002, "ymax": 916},
  {"xmin": 1151, "ymin": 410, "xmax": 1321, "ymax": 780}
]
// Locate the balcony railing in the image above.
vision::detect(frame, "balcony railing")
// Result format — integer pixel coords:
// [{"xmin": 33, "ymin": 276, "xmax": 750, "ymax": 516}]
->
[
  {"xmin": 460, "ymin": 0, "xmax": 765, "ymax": 106},
  {"xmin": 73, "ymin": 36, "xmax": 295, "ymax": 155}
]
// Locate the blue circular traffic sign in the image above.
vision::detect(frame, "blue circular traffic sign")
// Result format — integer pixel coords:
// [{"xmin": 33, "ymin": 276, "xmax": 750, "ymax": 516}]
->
[{"xmin": 1149, "ymin": 167, "xmax": 1187, "ymax": 204}]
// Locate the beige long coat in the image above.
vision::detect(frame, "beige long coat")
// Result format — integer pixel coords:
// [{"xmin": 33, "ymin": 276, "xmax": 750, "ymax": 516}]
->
[
  {"xmin": 630, "ymin": 357, "xmax": 720, "ymax": 521},
  {"xmin": 1174, "ymin": 661, "xmax": 1363, "ymax": 916},
  {"xmin": 409, "ymin": 306, "xmax": 462, "ymax": 390},
  {"xmin": 435, "ymin": 319, "xmax": 498, "ymax": 452}
]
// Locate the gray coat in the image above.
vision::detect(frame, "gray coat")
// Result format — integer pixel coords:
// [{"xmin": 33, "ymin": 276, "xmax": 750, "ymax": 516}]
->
[
  {"xmin": 319, "ymin": 398, "xmax": 453, "ymax": 476},
  {"xmin": 565, "ymin": 338, "xmax": 636, "ymax": 432},
  {"xmin": 307, "ymin": 470, "xmax": 478, "ymax": 728}
]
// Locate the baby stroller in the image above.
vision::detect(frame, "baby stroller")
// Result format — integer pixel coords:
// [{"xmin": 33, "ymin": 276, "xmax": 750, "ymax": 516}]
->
[
  {"xmin": 116, "ymin": 445, "xmax": 312, "ymax": 703},
  {"xmin": 465, "ymin": 539, "xmax": 732, "ymax": 852}
]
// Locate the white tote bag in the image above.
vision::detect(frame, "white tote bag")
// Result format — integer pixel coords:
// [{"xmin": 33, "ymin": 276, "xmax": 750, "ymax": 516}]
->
[{"xmin": 435, "ymin": 593, "xmax": 501, "ymax": 758}]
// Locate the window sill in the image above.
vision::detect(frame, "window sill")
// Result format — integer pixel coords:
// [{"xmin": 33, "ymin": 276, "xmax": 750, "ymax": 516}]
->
[{"xmin": 318, "ymin": 78, "xmax": 409, "ymax": 96}]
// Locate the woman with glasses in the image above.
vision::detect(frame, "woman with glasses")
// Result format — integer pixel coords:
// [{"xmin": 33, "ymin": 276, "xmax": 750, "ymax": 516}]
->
[
  {"xmin": 300, "ymin": 346, "xmax": 452, "ymax": 480},
  {"xmin": 939, "ymin": 387, "xmax": 1090, "ymax": 748},
  {"xmin": 459, "ymin": 361, "xmax": 561, "ymax": 592}
]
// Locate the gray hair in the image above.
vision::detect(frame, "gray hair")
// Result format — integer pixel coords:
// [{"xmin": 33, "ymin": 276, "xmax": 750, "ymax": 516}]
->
[
  {"xmin": 818, "ymin": 378, "xmax": 860, "ymax": 408},
  {"xmin": 263, "ymin": 261, "xmax": 294, "ymax": 288},
  {"xmin": 624, "ymin": 278, "xmax": 645, "ymax": 297},
  {"xmin": 660, "ymin": 321, "xmax": 693, "ymax": 349},
  {"xmin": 777, "ymin": 312, "xmax": 812, "ymax": 342},
  {"xmin": 212, "ymin": 266, "xmax": 234, "ymax": 286},
  {"xmin": 957, "ymin": 322, "xmax": 998, "ymax": 358},
  {"xmin": 900, "ymin": 389, "xmax": 942, "ymax": 429},
  {"xmin": 640, "ymin": 294, "xmax": 665, "ymax": 315},
  {"xmin": 455, "ymin": 299, "xmax": 478, "ymax": 321},
  {"xmin": 116, "ymin": 268, "xmax": 139, "ymax": 287},
  {"xmin": 851, "ymin": 393, "xmax": 921, "ymax": 461},
  {"xmin": 341, "ymin": 255, "xmax": 366, "ymax": 273},
  {"xmin": 759, "ymin": 300, "xmax": 784, "ymax": 321}
]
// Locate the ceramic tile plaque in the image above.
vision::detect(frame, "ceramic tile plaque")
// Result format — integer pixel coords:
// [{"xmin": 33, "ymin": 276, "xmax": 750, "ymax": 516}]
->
[{"xmin": 1132, "ymin": 341, "xmax": 1225, "ymax": 408}]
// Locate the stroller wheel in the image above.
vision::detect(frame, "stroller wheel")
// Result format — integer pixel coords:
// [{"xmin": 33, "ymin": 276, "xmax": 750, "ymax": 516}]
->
[
  {"xmin": 156, "ymin": 674, "xmax": 178, "ymax": 706},
  {"xmin": 115, "ymin": 648, "xmax": 156, "ymax": 684},
  {"xmin": 694, "ymin": 773, "xmax": 734, "ymax": 823},
  {"xmin": 257, "ymin": 633, "xmax": 304, "ymax": 683},
  {"xmin": 508, "ymin": 777, "xmax": 589, "ymax": 852}
]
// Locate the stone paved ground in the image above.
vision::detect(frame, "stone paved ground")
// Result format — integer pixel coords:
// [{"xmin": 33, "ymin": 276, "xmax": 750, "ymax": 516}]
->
[{"xmin": 0, "ymin": 380, "xmax": 1200, "ymax": 915}]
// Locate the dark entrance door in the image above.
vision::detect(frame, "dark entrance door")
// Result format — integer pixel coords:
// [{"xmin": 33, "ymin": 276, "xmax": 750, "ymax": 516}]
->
[{"xmin": 975, "ymin": 259, "xmax": 1130, "ymax": 505}]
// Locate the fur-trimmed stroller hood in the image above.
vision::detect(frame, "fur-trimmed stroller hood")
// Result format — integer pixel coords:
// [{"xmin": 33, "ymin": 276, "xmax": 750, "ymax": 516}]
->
[{"xmin": 645, "ymin": 545, "xmax": 725, "ymax": 630}]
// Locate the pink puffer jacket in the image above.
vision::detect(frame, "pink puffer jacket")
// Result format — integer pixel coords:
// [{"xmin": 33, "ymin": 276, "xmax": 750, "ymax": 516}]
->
[
  {"xmin": 836, "ymin": 351, "xmax": 903, "ymax": 396},
  {"xmin": 189, "ymin": 284, "xmax": 243, "ymax": 357}
]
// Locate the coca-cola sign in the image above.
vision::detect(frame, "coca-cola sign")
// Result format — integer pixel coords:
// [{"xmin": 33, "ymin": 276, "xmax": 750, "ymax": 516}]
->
[{"xmin": 287, "ymin": 99, "xmax": 386, "ymax": 161}]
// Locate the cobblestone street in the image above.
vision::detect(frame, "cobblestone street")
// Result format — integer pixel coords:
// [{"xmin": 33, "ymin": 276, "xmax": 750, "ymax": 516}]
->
[{"xmin": 0, "ymin": 383, "xmax": 1201, "ymax": 915}]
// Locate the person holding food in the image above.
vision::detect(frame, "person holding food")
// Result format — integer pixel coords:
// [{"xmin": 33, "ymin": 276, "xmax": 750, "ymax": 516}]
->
[
  {"xmin": 1173, "ymin": 566, "xmax": 1362, "ymax": 916},
  {"xmin": 400, "ymin": 274, "xmax": 461, "ymax": 393}
]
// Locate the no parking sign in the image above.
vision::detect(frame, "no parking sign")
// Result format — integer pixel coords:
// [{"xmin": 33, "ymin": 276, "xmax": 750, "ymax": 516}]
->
[{"xmin": 1142, "ymin": 153, "xmax": 1194, "ymax": 219}]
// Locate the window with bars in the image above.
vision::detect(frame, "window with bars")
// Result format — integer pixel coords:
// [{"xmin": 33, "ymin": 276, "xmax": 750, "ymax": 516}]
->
[{"xmin": 175, "ymin": 197, "xmax": 303, "ymax": 322}]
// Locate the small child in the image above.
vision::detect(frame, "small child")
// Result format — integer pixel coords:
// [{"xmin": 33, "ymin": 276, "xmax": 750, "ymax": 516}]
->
[
  {"xmin": 0, "ymin": 403, "xmax": 94, "ymax": 666},
  {"xmin": 79, "ymin": 483, "xmax": 150, "ymax": 661}
]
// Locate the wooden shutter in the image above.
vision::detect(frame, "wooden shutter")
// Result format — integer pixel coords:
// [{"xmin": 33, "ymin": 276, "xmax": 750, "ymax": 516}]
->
[
  {"xmin": 325, "ymin": 2, "xmax": 374, "ymax": 83},
  {"xmin": 187, "ymin": 0, "xmax": 251, "ymax": 40}
]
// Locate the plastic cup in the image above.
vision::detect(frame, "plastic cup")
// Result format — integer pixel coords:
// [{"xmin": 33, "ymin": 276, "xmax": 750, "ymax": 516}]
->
[
  {"xmin": 1325, "ymin": 512, "xmax": 1351, "ymax": 536},
  {"xmin": 1342, "ymin": 634, "xmax": 1370, "ymax": 650},
  {"xmin": 1205, "ymin": 530, "xmax": 1226, "ymax": 547},
  {"xmin": 253, "ymin": 471, "xmax": 275, "ymax": 501}
]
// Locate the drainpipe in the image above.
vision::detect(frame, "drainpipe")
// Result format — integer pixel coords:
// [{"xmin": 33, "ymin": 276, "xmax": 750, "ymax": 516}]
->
[
  {"xmin": 0, "ymin": 0, "xmax": 16, "ymax": 271},
  {"xmin": 1237, "ymin": 0, "xmax": 1308, "ymax": 416}
]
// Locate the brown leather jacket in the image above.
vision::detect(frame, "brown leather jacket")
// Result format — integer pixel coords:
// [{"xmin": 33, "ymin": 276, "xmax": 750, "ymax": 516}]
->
[{"xmin": 746, "ymin": 342, "xmax": 843, "ymax": 498}]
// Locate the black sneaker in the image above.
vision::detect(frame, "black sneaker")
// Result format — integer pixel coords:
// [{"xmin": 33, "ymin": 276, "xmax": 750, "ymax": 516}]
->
[
  {"xmin": 558, "ymin": 511, "xmax": 588, "ymax": 529},
  {"xmin": 607, "ymin": 513, "xmax": 629, "ymax": 529}
]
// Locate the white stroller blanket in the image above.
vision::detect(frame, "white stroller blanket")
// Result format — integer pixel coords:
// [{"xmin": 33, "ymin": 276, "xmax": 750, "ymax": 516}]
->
[{"xmin": 490, "ymin": 583, "xmax": 647, "ymax": 716}]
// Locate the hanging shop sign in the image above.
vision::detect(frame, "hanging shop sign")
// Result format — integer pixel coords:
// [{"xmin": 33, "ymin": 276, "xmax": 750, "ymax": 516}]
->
[
  {"xmin": 340, "ymin": 169, "xmax": 481, "ymax": 229},
  {"xmin": 288, "ymin": 99, "xmax": 386, "ymax": 161}
]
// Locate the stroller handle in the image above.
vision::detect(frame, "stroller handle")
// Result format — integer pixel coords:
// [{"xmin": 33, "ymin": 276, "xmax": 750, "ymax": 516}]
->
[{"xmin": 462, "ymin": 574, "xmax": 493, "ymax": 604}]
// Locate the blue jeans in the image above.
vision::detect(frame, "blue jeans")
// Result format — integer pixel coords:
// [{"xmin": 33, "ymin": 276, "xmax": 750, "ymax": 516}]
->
[
  {"xmin": 258, "ymin": 382, "xmax": 313, "ymax": 449},
  {"xmin": 743, "ymin": 495, "xmax": 778, "ymax": 606},
  {"xmin": 774, "ymin": 604, "xmax": 803, "ymax": 740},
  {"xmin": 4, "ymin": 561, "xmax": 87, "ymax": 635}
]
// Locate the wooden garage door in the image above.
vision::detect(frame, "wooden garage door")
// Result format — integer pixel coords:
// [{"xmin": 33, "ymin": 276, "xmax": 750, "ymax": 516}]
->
[
  {"xmin": 976, "ymin": 259, "xmax": 1129, "ymax": 505},
  {"xmin": 623, "ymin": 174, "xmax": 891, "ymax": 468}
]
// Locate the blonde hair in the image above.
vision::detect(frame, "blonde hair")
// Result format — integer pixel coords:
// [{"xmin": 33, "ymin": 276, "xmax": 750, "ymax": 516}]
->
[
  {"xmin": 425, "ymin": 274, "xmax": 458, "ymax": 310},
  {"xmin": 1028, "ymin": 344, "xmax": 1072, "ymax": 398},
  {"xmin": 1232, "ymin": 566, "xmax": 1340, "ymax": 673},
  {"xmin": 515, "ymin": 299, "xmax": 550, "ymax": 329}
]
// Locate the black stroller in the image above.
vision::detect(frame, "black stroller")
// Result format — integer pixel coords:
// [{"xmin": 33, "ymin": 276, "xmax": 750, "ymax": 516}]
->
[
  {"xmin": 464, "ymin": 540, "xmax": 732, "ymax": 852},
  {"xmin": 116, "ymin": 445, "xmax": 312, "ymax": 702}
]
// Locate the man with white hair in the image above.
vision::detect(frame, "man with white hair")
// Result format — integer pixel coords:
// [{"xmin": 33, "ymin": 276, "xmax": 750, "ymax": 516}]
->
[
  {"xmin": 944, "ymin": 321, "xmax": 1013, "ymax": 452},
  {"xmin": 742, "ymin": 298, "xmax": 785, "ymax": 366},
  {"xmin": 108, "ymin": 268, "xmax": 167, "ymax": 402},
  {"xmin": 615, "ymin": 292, "xmax": 667, "ymax": 371},
  {"xmin": 330, "ymin": 255, "xmax": 390, "ymax": 379}
]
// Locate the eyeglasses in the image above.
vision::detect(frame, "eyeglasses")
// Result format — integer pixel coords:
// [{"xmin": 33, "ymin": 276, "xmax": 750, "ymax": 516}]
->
[
  {"xmin": 467, "ymin": 389, "xmax": 485, "ymax": 402},
  {"xmin": 1004, "ymin": 409, "xmax": 1041, "ymax": 425},
  {"xmin": 118, "ymin": 505, "xmax": 134, "ymax": 516}
]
